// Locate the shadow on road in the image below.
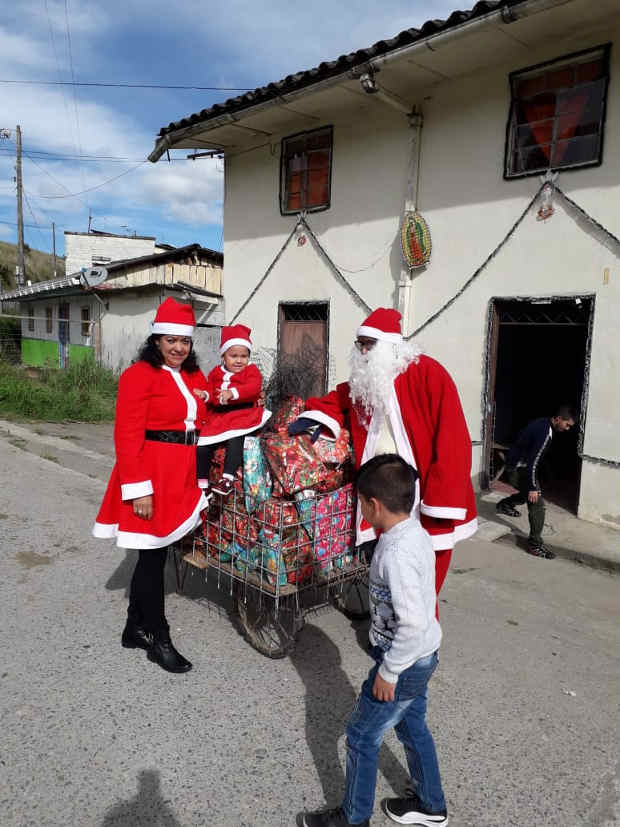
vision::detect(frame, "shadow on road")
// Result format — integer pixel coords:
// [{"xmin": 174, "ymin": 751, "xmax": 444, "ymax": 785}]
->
[
  {"xmin": 290, "ymin": 623, "xmax": 409, "ymax": 806},
  {"xmin": 101, "ymin": 769, "xmax": 181, "ymax": 826}
]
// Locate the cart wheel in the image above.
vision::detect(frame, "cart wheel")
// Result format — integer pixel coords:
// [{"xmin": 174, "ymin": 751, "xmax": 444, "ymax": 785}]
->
[
  {"xmin": 333, "ymin": 575, "xmax": 370, "ymax": 621},
  {"xmin": 236, "ymin": 591, "xmax": 301, "ymax": 659}
]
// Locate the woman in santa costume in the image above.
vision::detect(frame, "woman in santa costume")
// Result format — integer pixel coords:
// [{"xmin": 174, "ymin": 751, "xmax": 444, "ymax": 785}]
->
[
  {"xmin": 195, "ymin": 324, "xmax": 271, "ymax": 496},
  {"xmin": 289, "ymin": 307, "xmax": 477, "ymax": 595},
  {"xmin": 93, "ymin": 298, "xmax": 210, "ymax": 673}
]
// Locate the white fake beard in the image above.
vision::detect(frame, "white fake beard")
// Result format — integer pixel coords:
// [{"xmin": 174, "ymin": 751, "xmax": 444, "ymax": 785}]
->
[{"xmin": 349, "ymin": 338, "xmax": 422, "ymax": 421}]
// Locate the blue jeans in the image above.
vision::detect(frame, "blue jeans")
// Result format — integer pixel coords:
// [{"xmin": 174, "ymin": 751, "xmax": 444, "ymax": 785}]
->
[{"xmin": 342, "ymin": 649, "xmax": 445, "ymax": 824}]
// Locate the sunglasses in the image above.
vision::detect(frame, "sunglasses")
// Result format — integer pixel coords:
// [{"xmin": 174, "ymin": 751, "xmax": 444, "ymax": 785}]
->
[{"xmin": 354, "ymin": 338, "xmax": 377, "ymax": 352}]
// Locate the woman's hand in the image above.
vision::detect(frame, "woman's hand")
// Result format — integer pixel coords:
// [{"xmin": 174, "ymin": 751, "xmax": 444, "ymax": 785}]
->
[
  {"xmin": 193, "ymin": 388, "xmax": 209, "ymax": 401},
  {"xmin": 219, "ymin": 389, "xmax": 234, "ymax": 404},
  {"xmin": 133, "ymin": 495, "xmax": 153, "ymax": 520}
]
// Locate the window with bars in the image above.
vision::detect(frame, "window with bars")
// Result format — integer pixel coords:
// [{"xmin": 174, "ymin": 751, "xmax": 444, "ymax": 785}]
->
[
  {"xmin": 280, "ymin": 126, "xmax": 333, "ymax": 215},
  {"xmin": 505, "ymin": 45, "xmax": 610, "ymax": 179},
  {"xmin": 45, "ymin": 307, "xmax": 53, "ymax": 334},
  {"xmin": 81, "ymin": 306, "xmax": 90, "ymax": 337},
  {"xmin": 281, "ymin": 303, "xmax": 329, "ymax": 322}
]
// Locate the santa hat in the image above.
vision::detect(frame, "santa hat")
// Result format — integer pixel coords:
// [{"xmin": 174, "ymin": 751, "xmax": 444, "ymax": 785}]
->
[
  {"xmin": 357, "ymin": 308, "xmax": 402, "ymax": 343},
  {"xmin": 151, "ymin": 298, "xmax": 195, "ymax": 336},
  {"xmin": 220, "ymin": 324, "xmax": 252, "ymax": 355}
]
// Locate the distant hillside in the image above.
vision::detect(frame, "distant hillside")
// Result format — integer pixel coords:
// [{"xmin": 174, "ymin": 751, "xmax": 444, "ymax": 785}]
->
[{"xmin": 0, "ymin": 241, "xmax": 65, "ymax": 291}]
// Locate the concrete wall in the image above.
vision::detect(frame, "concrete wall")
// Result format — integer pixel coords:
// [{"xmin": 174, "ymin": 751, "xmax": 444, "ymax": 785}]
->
[
  {"xmin": 221, "ymin": 22, "xmax": 620, "ymax": 523},
  {"xmin": 65, "ymin": 233, "xmax": 157, "ymax": 275},
  {"xmin": 20, "ymin": 298, "xmax": 95, "ymax": 348}
]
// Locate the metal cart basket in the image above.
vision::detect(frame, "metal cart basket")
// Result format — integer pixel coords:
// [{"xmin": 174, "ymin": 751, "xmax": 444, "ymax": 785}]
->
[{"xmin": 174, "ymin": 483, "xmax": 370, "ymax": 657}]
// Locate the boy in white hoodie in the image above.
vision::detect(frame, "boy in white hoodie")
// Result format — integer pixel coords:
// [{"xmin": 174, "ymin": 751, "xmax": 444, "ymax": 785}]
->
[{"xmin": 303, "ymin": 454, "xmax": 448, "ymax": 827}]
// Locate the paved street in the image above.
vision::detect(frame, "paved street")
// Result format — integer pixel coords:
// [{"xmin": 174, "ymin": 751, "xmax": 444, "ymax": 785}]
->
[{"xmin": 1, "ymin": 433, "xmax": 619, "ymax": 826}]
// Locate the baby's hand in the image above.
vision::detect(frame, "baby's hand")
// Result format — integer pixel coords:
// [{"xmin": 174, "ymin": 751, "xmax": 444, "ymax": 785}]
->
[
  {"xmin": 193, "ymin": 389, "xmax": 209, "ymax": 401},
  {"xmin": 219, "ymin": 389, "xmax": 234, "ymax": 404}
]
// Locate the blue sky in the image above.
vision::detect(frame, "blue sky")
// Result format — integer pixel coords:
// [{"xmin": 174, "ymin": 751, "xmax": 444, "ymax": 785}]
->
[{"xmin": 0, "ymin": 0, "xmax": 459, "ymax": 259}]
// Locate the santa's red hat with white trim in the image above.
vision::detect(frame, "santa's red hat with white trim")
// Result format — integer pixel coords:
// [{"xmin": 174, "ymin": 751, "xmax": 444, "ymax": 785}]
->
[
  {"xmin": 357, "ymin": 308, "xmax": 402, "ymax": 343},
  {"xmin": 220, "ymin": 324, "xmax": 252, "ymax": 355},
  {"xmin": 151, "ymin": 298, "xmax": 196, "ymax": 336}
]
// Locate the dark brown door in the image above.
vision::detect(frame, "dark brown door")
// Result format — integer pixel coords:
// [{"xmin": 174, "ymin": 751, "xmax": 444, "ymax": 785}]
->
[{"xmin": 278, "ymin": 303, "xmax": 328, "ymax": 398}]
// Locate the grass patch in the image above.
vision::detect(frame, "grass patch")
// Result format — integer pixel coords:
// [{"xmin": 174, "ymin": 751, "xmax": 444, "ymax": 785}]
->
[
  {"xmin": 0, "ymin": 358, "xmax": 117, "ymax": 422},
  {"xmin": 41, "ymin": 452, "xmax": 59, "ymax": 463}
]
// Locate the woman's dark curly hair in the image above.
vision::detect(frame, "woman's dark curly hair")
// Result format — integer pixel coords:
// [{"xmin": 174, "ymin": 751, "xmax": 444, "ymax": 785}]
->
[{"xmin": 136, "ymin": 334, "xmax": 201, "ymax": 373}]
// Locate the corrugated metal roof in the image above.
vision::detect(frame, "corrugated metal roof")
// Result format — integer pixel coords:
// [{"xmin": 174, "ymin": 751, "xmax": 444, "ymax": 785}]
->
[{"xmin": 156, "ymin": 0, "xmax": 523, "ymax": 138}]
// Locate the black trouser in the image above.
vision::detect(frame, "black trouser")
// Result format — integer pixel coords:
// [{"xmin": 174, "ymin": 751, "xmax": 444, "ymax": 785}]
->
[
  {"xmin": 499, "ymin": 467, "xmax": 545, "ymax": 547},
  {"xmin": 127, "ymin": 548, "xmax": 169, "ymax": 636},
  {"xmin": 196, "ymin": 435, "xmax": 244, "ymax": 481}
]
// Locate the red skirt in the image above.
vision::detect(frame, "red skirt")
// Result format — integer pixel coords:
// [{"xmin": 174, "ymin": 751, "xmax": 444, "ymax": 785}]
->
[
  {"xmin": 198, "ymin": 406, "xmax": 271, "ymax": 446},
  {"xmin": 93, "ymin": 441, "xmax": 207, "ymax": 549}
]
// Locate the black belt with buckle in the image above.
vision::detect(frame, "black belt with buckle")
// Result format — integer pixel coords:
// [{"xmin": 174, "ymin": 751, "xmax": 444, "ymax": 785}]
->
[{"xmin": 145, "ymin": 429, "xmax": 200, "ymax": 445}]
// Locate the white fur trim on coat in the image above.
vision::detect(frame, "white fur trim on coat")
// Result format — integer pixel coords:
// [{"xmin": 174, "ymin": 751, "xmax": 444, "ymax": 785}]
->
[
  {"xmin": 420, "ymin": 503, "xmax": 467, "ymax": 520},
  {"xmin": 92, "ymin": 492, "xmax": 208, "ymax": 549},
  {"xmin": 429, "ymin": 517, "xmax": 478, "ymax": 551},
  {"xmin": 121, "ymin": 480, "xmax": 154, "ymax": 500}
]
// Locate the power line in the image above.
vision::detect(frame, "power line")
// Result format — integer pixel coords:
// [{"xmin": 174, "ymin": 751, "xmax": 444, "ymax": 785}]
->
[
  {"xmin": 0, "ymin": 218, "xmax": 51, "ymax": 229},
  {"xmin": 30, "ymin": 160, "xmax": 148, "ymax": 198},
  {"xmin": 0, "ymin": 147, "xmax": 187, "ymax": 163},
  {"xmin": 0, "ymin": 79, "xmax": 253, "ymax": 91},
  {"xmin": 22, "ymin": 190, "xmax": 49, "ymax": 250}
]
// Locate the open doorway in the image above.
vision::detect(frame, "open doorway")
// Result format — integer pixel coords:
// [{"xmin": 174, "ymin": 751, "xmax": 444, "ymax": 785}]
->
[{"xmin": 483, "ymin": 296, "xmax": 594, "ymax": 514}]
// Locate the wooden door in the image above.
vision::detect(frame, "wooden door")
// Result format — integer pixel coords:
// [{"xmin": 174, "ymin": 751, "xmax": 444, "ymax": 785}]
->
[{"xmin": 278, "ymin": 303, "xmax": 328, "ymax": 398}]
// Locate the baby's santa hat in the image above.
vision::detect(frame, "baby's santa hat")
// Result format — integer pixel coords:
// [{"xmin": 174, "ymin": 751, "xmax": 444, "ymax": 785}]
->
[
  {"xmin": 151, "ymin": 298, "xmax": 195, "ymax": 336},
  {"xmin": 357, "ymin": 308, "xmax": 402, "ymax": 343},
  {"xmin": 220, "ymin": 324, "xmax": 252, "ymax": 355}
]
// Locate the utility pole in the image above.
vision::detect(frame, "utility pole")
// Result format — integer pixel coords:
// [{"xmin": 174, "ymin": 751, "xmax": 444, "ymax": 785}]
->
[
  {"xmin": 15, "ymin": 125, "xmax": 25, "ymax": 286},
  {"xmin": 52, "ymin": 222, "xmax": 57, "ymax": 278}
]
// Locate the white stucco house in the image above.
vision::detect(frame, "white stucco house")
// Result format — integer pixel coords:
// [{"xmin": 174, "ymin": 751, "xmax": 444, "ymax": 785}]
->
[
  {"xmin": 148, "ymin": 0, "xmax": 620, "ymax": 527},
  {"xmin": 0, "ymin": 241, "xmax": 224, "ymax": 372}
]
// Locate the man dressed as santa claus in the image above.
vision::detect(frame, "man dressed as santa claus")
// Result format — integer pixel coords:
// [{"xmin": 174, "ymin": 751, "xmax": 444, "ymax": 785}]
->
[{"xmin": 289, "ymin": 307, "xmax": 477, "ymax": 593}]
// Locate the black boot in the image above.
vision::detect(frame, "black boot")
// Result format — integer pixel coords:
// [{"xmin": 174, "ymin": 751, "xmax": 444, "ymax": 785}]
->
[
  {"xmin": 147, "ymin": 632, "xmax": 192, "ymax": 673},
  {"xmin": 121, "ymin": 619, "xmax": 153, "ymax": 651}
]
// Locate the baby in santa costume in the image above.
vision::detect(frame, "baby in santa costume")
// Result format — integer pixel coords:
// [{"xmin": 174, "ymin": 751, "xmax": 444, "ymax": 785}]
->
[{"xmin": 194, "ymin": 324, "xmax": 271, "ymax": 496}]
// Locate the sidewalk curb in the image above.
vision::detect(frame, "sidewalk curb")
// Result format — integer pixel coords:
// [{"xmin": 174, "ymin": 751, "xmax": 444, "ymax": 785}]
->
[{"xmin": 495, "ymin": 531, "xmax": 620, "ymax": 574}]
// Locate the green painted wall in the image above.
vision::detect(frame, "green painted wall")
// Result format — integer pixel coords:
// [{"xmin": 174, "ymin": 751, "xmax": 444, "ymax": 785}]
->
[
  {"xmin": 21, "ymin": 338, "xmax": 58, "ymax": 367},
  {"xmin": 68, "ymin": 344, "xmax": 94, "ymax": 364},
  {"xmin": 21, "ymin": 338, "xmax": 94, "ymax": 367}
]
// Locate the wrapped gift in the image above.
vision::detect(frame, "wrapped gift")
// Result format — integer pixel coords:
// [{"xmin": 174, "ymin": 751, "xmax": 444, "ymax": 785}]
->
[
  {"xmin": 220, "ymin": 503, "xmax": 259, "ymax": 549},
  {"xmin": 282, "ymin": 528, "xmax": 314, "ymax": 584},
  {"xmin": 255, "ymin": 499, "xmax": 299, "ymax": 532},
  {"xmin": 315, "ymin": 466, "xmax": 346, "ymax": 494},
  {"xmin": 294, "ymin": 489, "xmax": 316, "ymax": 538},
  {"xmin": 270, "ymin": 395, "xmax": 304, "ymax": 432},
  {"xmin": 230, "ymin": 541, "xmax": 258, "ymax": 574},
  {"xmin": 255, "ymin": 529, "xmax": 287, "ymax": 586},
  {"xmin": 312, "ymin": 485, "xmax": 355, "ymax": 571},
  {"xmin": 312, "ymin": 427, "xmax": 351, "ymax": 466},
  {"xmin": 243, "ymin": 436, "xmax": 272, "ymax": 513},
  {"xmin": 263, "ymin": 433, "xmax": 322, "ymax": 495}
]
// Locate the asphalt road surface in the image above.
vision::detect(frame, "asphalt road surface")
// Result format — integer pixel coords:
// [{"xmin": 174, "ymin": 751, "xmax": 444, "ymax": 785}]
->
[{"xmin": 1, "ymin": 437, "xmax": 618, "ymax": 826}]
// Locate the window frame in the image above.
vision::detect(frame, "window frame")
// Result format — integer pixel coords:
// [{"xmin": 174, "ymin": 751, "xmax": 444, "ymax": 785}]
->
[
  {"xmin": 503, "ymin": 44, "xmax": 611, "ymax": 181},
  {"xmin": 45, "ymin": 306, "xmax": 53, "ymax": 334},
  {"xmin": 27, "ymin": 308, "xmax": 35, "ymax": 332},
  {"xmin": 81, "ymin": 305, "xmax": 91, "ymax": 338},
  {"xmin": 279, "ymin": 125, "xmax": 334, "ymax": 216}
]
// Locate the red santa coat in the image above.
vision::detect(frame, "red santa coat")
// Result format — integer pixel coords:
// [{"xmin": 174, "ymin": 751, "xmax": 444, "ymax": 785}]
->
[
  {"xmin": 303, "ymin": 355, "xmax": 477, "ymax": 589},
  {"xmin": 92, "ymin": 361, "xmax": 209, "ymax": 549},
  {"xmin": 197, "ymin": 363, "xmax": 271, "ymax": 445}
]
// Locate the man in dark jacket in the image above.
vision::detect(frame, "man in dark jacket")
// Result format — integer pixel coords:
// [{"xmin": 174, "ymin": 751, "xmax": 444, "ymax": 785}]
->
[{"xmin": 496, "ymin": 405, "xmax": 577, "ymax": 559}]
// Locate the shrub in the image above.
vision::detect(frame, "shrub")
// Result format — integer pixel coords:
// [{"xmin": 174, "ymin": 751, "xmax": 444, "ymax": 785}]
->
[{"xmin": 0, "ymin": 358, "xmax": 117, "ymax": 422}]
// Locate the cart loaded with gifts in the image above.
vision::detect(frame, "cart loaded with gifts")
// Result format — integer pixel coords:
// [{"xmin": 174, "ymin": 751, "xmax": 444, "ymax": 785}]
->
[{"xmin": 173, "ymin": 396, "xmax": 370, "ymax": 658}]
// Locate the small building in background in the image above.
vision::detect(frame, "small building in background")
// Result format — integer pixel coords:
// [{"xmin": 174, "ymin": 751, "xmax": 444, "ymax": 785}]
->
[{"xmin": 0, "ymin": 242, "xmax": 224, "ymax": 372}]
